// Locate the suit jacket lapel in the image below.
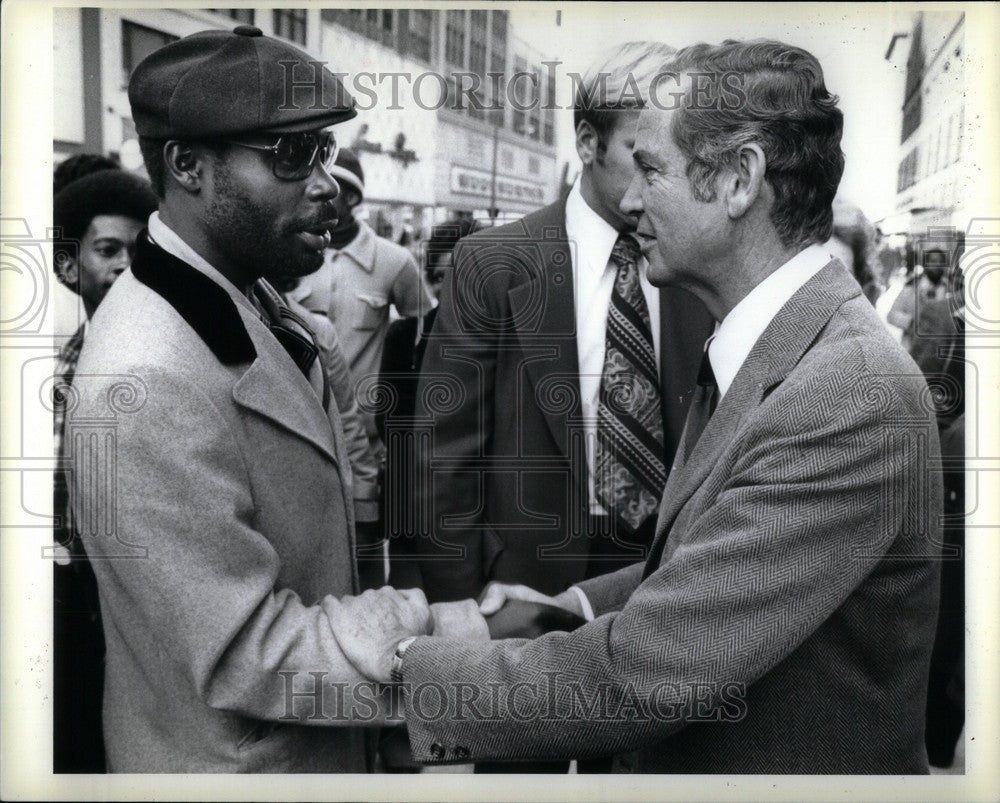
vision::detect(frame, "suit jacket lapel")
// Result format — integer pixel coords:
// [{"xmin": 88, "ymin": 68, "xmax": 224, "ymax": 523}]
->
[
  {"xmin": 506, "ymin": 203, "xmax": 581, "ymax": 463},
  {"xmin": 645, "ymin": 260, "xmax": 861, "ymax": 574}
]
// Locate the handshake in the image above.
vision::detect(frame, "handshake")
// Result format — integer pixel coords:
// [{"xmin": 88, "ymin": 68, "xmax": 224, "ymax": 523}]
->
[{"xmin": 328, "ymin": 583, "xmax": 585, "ymax": 684}]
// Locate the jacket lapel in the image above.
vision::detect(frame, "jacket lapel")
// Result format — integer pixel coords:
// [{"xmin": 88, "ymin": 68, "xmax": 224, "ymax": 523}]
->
[
  {"xmin": 232, "ymin": 308, "xmax": 340, "ymax": 466},
  {"xmin": 645, "ymin": 261, "xmax": 861, "ymax": 573},
  {"xmin": 506, "ymin": 203, "xmax": 581, "ymax": 463}
]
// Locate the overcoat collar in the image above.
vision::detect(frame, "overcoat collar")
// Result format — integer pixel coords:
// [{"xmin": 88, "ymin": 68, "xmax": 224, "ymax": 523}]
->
[{"xmin": 131, "ymin": 233, "xmax": 340, "ymax": 466}]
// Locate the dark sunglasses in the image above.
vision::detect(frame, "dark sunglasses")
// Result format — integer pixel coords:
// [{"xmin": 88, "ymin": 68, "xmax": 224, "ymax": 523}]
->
[{"xmin": 222, "ymin": 130, "xmax": 339, "ymax": 181}]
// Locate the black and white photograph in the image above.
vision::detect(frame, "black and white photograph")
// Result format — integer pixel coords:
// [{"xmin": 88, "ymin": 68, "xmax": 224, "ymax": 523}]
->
[{"xmin": 1, "ymin": 1, "xmax": 998, "ymax": 800}]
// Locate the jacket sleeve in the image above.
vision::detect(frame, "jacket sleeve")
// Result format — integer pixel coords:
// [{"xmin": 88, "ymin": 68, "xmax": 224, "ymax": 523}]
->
[
  {"xmin": 314, "ymin": 316, "xmax": 381, "ymax": 521},
  {"xmin": 574, "ymin": 562, "xmax": 645, "ymax": 616},
  {"xmin": 73, "ymin": 367, "xmax": 391, "ymax": 726},
  {"xmin": 399, "ymin": 367, "xmax": 941, "ymax": 762},
  {"xmin": 412, "ymin": 242, "xmax": 500, "ymax": 602},
  {"xmin": 390, "ymin": 249, "xmax": 430, "ymax": 318}
]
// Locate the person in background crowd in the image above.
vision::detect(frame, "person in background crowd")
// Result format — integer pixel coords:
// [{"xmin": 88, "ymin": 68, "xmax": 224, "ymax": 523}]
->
[
  {"xmin": 292, "ymin": 148, "xmax": 431, "ymax": 582},
  {"xmin": 51, "ymin": 167, "xmax": 159, "ymax": 772},
  {"xmin": 373, "ymin": 216, "xmax": 479, "ymax": 773},
  {"xmin": 53, "ymin": 152, "xmax": 121, "ymax": 195},
  {"xmin": 69, "ymin": 24, "xmax": 434, "ymax": 772},
  {"xmin": 899, "ymin": 257, "xmax": 966, "ymax": 768},
  {"xmin": 413, "ymin": 40, "xmax": 713, "ymax": 773},
  {"xmin": 414, "ymin": 41, "xmax": 712, "ymax": 607},
  {"xmin": 292, "ymin": 147, "xmax": 430, "ymax": 453},
  {"xmin": 825, "ymin": 197, "xmax": 881, "ymax": 303},
  {"xmin": 377, "ymin": 216, "xmax": 479, "ymax": 590}
]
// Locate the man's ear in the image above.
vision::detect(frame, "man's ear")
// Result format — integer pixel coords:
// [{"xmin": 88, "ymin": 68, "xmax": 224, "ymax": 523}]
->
[
  {"xmin": 724, "ymin": 142, "xmax": 767, "ymax": 220},
  {"xmin": 163, "ymin": 141, "xmax": 206, "ymax": 194},
  {"xmin": 575, "ymin": 119, "xmax": 601, "ymax": 168},
  {"xmin": 55, "ymin": 251, "xmax": 80, "ymax": 292}
]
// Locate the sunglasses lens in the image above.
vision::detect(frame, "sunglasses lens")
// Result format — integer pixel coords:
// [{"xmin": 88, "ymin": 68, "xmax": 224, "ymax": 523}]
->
[
  {"xmin": 271, "ymin": 131, "xmax": 338, "ymax": 180},
  {"xmin": 272, "ymin": 134, "xmax": 312, "ymax": 180},
  {"xmin": 317, "ymin": 131, "xmax": 339, "ymax": 173}
]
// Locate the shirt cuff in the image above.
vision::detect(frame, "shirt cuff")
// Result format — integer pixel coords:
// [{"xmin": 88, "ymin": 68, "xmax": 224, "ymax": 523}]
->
[{"xmin": 568, "ymin": 585, "xmax": 595, "ymax": 622}]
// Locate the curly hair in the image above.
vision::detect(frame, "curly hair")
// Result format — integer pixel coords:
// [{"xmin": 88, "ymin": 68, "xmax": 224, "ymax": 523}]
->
[{"xmin": 666, "ymin": 40, "xmax": 845, "ymax": 249}]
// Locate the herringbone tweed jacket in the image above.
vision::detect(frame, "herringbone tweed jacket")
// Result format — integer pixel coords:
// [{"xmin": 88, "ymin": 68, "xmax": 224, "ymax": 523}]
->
[{"xmin": 401, "ymin": 260, "xmax": 943, "ymax": 773}]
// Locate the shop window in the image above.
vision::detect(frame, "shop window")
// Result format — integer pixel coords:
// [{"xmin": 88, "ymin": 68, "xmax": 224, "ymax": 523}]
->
[
  {"xmin": 122, "ymin": 22, "xmax": 177, "ymax": 84},
  {"xmin": 212, "ymin": 9, "xmax": 254, "ymax": 25},
  {"xmin": 273, "ymin": 9, "xmax": 307, "ymax": 45}
]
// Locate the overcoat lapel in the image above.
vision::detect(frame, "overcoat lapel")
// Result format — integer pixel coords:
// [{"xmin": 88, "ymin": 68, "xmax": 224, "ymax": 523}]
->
[{"xmin": 232, "ymin": 321, "xmax": 341, "ymax": 467}]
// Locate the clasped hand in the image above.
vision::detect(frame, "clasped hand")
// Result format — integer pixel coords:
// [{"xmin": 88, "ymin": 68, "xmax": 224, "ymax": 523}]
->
[{"xmin": 330, "ymin": 581, "xmax": 583, "ymax": 684}]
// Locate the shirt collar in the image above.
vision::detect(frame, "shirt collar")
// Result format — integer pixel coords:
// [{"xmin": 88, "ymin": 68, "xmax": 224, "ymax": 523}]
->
[
  {"xmin": 565, "ymin": 177, "xmax": 620, "ymax": 275},
  {"xmin": 147, "ymin": 211, "xmax": 265, "ymax": 321},
  {"xmin": 708, "ymin": 243, "xmax": 831, "ymax": 398},
  {"xmin": 330, "ymin": 219, "xmax": 376, "ymax": 272}
]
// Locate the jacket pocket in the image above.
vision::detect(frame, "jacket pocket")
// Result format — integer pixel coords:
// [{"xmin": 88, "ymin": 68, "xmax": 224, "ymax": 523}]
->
[{"xmin": 354, "ymin": 292, "xmax": 388, "ymax": 331}]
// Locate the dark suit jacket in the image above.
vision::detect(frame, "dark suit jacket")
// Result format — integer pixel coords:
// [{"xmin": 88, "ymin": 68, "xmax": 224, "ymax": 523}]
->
[
  {"xmin": 412, "ymin": 199, "xmax": 712, "ymax": 600},
  {"xmin": 401, "ymin": 262, "xmax": 942, "ymax": 773}
]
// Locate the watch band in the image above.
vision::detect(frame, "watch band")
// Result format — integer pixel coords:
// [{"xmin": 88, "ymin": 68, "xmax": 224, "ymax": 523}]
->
[{"xmin": 390, "ymin": 636, "xmax": 417, "ymax": 684}]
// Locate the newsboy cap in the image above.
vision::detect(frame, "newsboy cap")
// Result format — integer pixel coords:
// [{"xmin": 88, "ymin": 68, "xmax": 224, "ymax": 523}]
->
[
  {"xmin": 128, "ymin": 25, "xmax": 356, "ymax": 139},
  {"xmin": 327, "ymin": 148, "xmax": 365, "ymax": 198}
]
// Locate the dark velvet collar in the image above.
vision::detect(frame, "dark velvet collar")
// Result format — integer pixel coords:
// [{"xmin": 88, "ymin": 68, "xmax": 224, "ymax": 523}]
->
[{"xmin": 131, "ymin": 231, "xmax": 256, "ymax": 366}]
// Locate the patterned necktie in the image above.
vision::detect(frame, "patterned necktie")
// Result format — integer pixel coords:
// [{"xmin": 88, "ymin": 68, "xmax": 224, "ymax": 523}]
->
[{"xmin": 594, "ymin": 233, "xmax": 666, "ymax": 532}]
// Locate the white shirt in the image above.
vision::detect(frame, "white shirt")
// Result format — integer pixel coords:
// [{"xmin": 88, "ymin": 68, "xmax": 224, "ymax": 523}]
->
[
  {"xmin": 708, "ymin": 244, "xmax": 832, "ymax": 399},
  {"xmin": 565, "ymin": 179, "xmax": 661, "ymax": 515}
]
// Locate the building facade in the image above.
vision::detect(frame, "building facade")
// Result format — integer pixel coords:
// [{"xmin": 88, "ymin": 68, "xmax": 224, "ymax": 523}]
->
[
  {"xmin": 53, "ymin": 6, "xmax": 560, "ymax": 238},
  {"xmin": 884, "ymin": 11, "xmax": 967, "ymax": 236}
]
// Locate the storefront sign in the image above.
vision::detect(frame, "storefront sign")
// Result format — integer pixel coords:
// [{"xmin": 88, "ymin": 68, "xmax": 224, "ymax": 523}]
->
[{"xmin": 450, "ymin": 165, "xmax": 545, "ymax": 204}]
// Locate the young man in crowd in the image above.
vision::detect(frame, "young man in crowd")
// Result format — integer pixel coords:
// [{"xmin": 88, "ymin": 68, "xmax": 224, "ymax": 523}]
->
[{"xmin": 52, "ymin": 165, "xmax": 159, "ymax": 772}]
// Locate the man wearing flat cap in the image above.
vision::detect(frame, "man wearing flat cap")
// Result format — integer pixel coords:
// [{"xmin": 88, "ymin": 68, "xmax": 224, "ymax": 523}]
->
[{"xmin": 68, "ymin": 25, "xmax": 438, "ymax": 773}]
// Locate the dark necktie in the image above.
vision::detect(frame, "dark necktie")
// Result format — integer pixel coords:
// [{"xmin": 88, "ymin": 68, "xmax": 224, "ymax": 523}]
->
[
  {"xmin": 683, "ymin": 349, "xmax": 719, "ymax": 460},
  {"xmin": 594, "ymin": 233, "xmax": 666, "ymax": 532}
]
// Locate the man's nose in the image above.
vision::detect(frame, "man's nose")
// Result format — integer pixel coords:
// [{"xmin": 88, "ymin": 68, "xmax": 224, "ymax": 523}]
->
[
  {"xmin": 309, "ymin": 161, "xmax": 340, "ymax": 202},
  {"xmin": 620, "ymin": 174, "xmax": 643, "ymax": 217}
]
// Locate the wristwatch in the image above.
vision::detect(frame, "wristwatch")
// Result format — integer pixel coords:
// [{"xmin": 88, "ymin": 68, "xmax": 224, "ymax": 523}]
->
[{"xmin": 389, "ymin": 636, "xmax": 417, "ymax": 684}]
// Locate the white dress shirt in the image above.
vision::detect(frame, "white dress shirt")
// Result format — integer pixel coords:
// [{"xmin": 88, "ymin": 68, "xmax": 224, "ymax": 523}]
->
[
  {"xmin": 708, "ymin": 243, "xmax": 832, "ymax": 399},
  {"xmin": 565, "ymin": 179, "xmax": 661, "ymax": 515}
]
